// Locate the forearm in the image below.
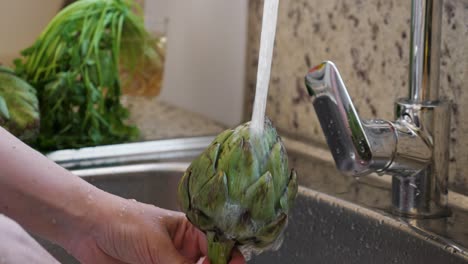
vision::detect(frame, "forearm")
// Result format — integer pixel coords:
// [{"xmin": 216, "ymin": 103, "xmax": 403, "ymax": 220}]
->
[{"xmin": 0, "ymin": 127, "xmax": 107, "ymax": 247}]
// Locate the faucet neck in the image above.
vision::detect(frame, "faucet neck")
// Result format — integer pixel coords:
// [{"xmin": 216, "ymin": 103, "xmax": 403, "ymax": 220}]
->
[{"xmin": 409, "ymin": 0, "xmax": 442, "ymax": 102}]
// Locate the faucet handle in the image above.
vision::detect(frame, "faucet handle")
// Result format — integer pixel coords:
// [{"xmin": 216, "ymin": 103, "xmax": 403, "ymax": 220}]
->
[{"xmin": 305, "ymin": 61, "xmax": 396, "ymax": 176}]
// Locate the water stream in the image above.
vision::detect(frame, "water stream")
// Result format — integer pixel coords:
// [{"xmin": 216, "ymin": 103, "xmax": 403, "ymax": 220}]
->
[{"xmin": 250, "ymin": 0, "xmax": 279, "ymax": 135}]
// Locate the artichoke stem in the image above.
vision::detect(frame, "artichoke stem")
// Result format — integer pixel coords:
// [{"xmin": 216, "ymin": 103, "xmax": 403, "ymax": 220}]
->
[{"xmin": 207, "ymin": 232, "xmax": 235, "ymax": 264}]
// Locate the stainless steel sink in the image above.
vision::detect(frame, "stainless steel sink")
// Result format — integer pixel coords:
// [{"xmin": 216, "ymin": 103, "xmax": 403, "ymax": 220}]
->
[
  {"xmin": 40, "ymin": 137, "xmax": 468, "ymax": 263},
  {"xmin": 252, "ymin": 188, "xmax": 467, "ymax": 264}
]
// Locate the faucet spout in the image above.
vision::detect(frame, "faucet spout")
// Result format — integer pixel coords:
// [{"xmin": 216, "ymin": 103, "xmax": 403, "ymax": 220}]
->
[
  {"xmin": 305, "ymin": 62, "xmax": 397, "ymax": 176},
  {"xmin": 306, "ymin": 61, "xmax": 432, "ymax": 178}
]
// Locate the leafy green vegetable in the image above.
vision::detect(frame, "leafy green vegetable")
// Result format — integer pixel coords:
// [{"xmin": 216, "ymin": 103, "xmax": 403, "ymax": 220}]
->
[
  {"xmin": 13, "ymin": 0, "xmax": 161, "ymax": 151},
  {"xmin": 0, "ymin": 68, "xmax": 40, "ymax": 142},
  {"xmin": 178, "ymin": 119, "xmax": 298, "ymax": 263}
]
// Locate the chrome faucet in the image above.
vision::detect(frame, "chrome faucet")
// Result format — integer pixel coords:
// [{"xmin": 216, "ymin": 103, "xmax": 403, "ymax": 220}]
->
[{"xmin": 304, "ymin": 0, "xmax": 450, "ymax": 218}]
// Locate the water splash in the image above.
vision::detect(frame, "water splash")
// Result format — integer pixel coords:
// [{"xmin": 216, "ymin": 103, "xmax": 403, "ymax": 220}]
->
[{"xmin": 250, "ymin": 0, "xmax": 280, "ymax": 135}]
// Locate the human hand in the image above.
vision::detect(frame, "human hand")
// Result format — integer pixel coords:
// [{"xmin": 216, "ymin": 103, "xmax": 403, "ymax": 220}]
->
[
  {"xmin": 0, "ymin": 214, "xmax": 59, "ymax": 264},
  {"xmin": 66, "ymin": 195, "xmax": 245, "ymax": 264},
  {"xmin": 0, "ymin": 127, "xmax": 244, "ymax": 264}
]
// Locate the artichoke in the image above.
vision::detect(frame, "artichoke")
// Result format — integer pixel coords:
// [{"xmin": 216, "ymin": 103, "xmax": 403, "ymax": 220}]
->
[
  {"xmin": 178, "ymin": 118, "xmax": 297, "ymax": 264},
  {"xmin": 0, "ymin": 67, "xmax": 39, "ymax": 142}
]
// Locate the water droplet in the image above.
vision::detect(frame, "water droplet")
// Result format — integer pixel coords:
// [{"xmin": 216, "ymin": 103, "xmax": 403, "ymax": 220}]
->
[
  {"xmin": 409, "ymin": 183, "xmax": 421, "ymax": 196},
  {"xmin": 119, "ymin": 206, "xmax": 127, "ymax": 217}
]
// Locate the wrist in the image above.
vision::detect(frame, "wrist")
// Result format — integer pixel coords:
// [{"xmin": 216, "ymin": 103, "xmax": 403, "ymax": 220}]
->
[{"xmin": 55, "ymin": 183, "xmax": 111, "ymax": 250}]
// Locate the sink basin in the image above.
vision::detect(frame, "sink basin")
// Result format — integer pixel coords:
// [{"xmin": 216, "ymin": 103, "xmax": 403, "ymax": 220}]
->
[
  {"xmin": 252, "ymin": 188, "xmax": 467, "ymax": 264},
  {"xmin": 40, "ymin": 137, "xmax": 468, "ymax": 263}
]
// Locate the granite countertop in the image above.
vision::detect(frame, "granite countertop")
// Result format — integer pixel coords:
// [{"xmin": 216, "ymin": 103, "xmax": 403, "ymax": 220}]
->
[{"xmin": 122, "ymin": 96, "xmax": 225, "ymax": 141}]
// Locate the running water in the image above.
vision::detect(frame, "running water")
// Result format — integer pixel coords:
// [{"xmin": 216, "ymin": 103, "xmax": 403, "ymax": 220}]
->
[{"xmin": 250, "ymin": 0, "xmax": 280, "ymax": 135}]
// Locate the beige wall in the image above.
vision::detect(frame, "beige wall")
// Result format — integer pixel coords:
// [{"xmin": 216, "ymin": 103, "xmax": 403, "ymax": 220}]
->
[
  {"xmin": 153, "ymin": 0, "xmax": 249, "ymax": 127},
  {"xmin": 245, "ymin": 0, "xmax": 468, "ymax": 194},
  {"xmin": 0, "ymin": 1, "xmax": 62, "ymax": 65}
]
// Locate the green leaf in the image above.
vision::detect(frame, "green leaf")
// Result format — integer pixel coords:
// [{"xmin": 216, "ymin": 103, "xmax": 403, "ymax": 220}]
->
[
  {"xmin": 0, "ymin": 96, "xmax": 10, "ymax": 120},
  {"xmin": 8, "ymin": 0, "xmax": 156, "ymax": 150}
]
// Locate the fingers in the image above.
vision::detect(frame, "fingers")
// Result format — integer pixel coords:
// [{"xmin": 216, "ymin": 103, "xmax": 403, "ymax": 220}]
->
[
  {"xmin": 171, "ymin": 216, "xmax": 208, "ymax": 261},
  {"xmin": 155, "ymin": 208, "xmax": 245, "ymax": 264},
  {"xmin": 168, "ymin": 214, "xmax": 246, "ymax": 264},
  {"xmin": 156, "ymin": 240, "xmax": 193, "ymax": 264},
  {"xmin": 230, "ymin": 250, "xmax": 246, "ymax": 264}
]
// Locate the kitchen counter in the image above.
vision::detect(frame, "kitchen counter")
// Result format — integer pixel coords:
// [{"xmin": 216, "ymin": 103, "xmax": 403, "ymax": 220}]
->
[{"xmin": 122, "ymin": 96, "xmax": 225, "ymax": 141}]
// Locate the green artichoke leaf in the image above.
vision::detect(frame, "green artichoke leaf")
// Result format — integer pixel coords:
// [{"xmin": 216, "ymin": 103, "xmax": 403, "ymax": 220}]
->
[
  {"xmin": 189, "ymin": 142, "xmax": 222, "ymax": 197},
  {"xmin": 193, "ymin": 171, "xmax": 229, "ymax": 213},
  {"xmin": 244, "ymin": 171, "xmax": 276, "ymax": 221},
  {"xmin": 279, "ymin": 169, "xmax": 298, "ymax": 212},
  {"xmin": 267, "ymin": 141, "xmax": 289, "ymax": 204},
  {"xmin": 177, "ymin": 170, "xmax": 191, "ymax": 212},
  {"xmin": 253, "ymin": 212, "xmax": 287, "ymax": 249},
  {"xmin": 187, "ymin": 207, "xmax": 215, "ymax": 232}
]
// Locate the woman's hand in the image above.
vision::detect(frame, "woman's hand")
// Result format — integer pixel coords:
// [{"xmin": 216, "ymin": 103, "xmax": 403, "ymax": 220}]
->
[
  {"xmin": 0, "ymin": 127, "xmax": 244, "ymax": 263},
  {"xmin": 0, "ymin": 214, "xmax": 59, "ymax": 264},
  {"xmin": 67, "ymin": 195, "xmax": 245, "ymax": 264}
]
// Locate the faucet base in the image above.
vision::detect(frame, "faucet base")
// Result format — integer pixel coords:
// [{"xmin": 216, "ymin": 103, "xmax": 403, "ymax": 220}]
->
[
  {"xmin": 391, "ymin": 99, "xmax": 451, "ymax": 219},
  {"xmin": 392, "ymin": 175, "xmax": 451, "ymax": 219}
]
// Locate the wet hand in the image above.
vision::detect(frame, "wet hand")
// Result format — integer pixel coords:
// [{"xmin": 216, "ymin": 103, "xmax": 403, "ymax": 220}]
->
[{"xmin": 67, "ymin": 196, "xmax": 245, "ymax": 264}]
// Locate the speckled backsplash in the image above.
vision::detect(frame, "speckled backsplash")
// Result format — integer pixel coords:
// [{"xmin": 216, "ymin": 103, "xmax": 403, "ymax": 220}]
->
[{"xmin": 244, "ymin": 0, "xmax": 467, "ymax": 194}]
